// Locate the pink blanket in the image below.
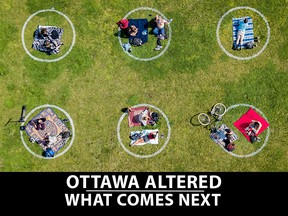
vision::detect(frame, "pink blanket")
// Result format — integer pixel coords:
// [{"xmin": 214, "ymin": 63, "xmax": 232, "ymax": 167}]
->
[{"xmin": 128, "ymin": 107, "xmax": 149, "ymax": 127}]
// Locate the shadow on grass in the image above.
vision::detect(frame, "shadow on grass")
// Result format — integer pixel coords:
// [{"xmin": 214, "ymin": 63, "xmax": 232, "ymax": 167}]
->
[
  {"xmin": 190, "ymin": 113, "xmax": 202, "ymax": 127},
  {"xmin": 190, "ymin": 113, "xmax": 213, "ymax": 131},
  {"xmin": 121, "ymin": 107, "xmax": 128, "ymax": 113},
  {"xmin": 4, "ymin": 118, "xmax": 13, "ymax": 127},
  {"xmin": 114, "ymin": 30, "xmax": 129, "ymax": 38},
  {"xmin": 4, "ymin": 105, "xmax": 26, "ymax": 127}
]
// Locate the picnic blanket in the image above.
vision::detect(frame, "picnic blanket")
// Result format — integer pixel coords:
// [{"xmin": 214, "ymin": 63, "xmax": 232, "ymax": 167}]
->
[
  {"xmin": 233, "ymin": 107, "xmax": 270, "ymax": 141},
  {"xmin": 128, "ymin": 19, "xmax": 148, "ymax": 44},
  {"xmin": 130, "ymin": 129, "xmax": 159, "ymax": 146},
  {"xmin": 210, "ymin": 124, "xmax": 238, "ymax": 147},
  {"xmin": 128, "ymin": 107, "xmax": 150, "ymax": 127},
  {"xmin": 232, "ymin": 16, "xmax": 254, "ymax": 48},
  {"xmin": 32, "ymin": 25, "xmax": 64, "ymax": 55},
  {"xmin": 25, "ymin": 107, "xmax": 70, "ymax": 154}
]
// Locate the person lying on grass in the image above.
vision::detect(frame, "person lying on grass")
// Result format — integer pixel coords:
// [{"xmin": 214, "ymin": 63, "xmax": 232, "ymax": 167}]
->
[{"xmin": 153, "ymin": 14, "xmax": 171, "ymax": 37}]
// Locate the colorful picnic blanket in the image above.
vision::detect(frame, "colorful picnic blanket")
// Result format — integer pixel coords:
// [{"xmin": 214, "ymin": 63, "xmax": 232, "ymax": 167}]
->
[
  {"xmin": 32, "ymin": 25, "xmax": 64, "ymax": 55},
  {"xmin": 210, "ymin": 124, "xmax": 239, "ymax": 147},
  {"xmin": 25, "ymin": 107, "xmax": 70, "ymax": 153}
]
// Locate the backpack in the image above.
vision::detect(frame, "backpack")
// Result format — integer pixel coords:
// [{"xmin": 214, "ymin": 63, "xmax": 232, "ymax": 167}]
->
[
  {"xmin": 151, "ymin": 112, "xmax": 159, "ymax": 123},
  {"xmin": 51, "ymin": 30, "xmax": 59, "ymax": 39},
  {"xmin": 44, "ymin": 148, "xmax": 55, "ymax": 157},
  {"xmin": 246, "ymin": 42, "xmax": 254, "ymax": 49},
  {"xmin": 129, "ymin": 38, "xmax": 142, "ymax": 46},
  {"xmin": 117, "ymin": 19, "xmax": 129, "ymax": 29},
  {"xmin": 61, "ymin": 131, "xmax": 71, "ymax": 139}
]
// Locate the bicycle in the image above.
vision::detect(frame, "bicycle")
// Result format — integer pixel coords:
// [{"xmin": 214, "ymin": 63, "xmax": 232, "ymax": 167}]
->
[{"xmin": 197, "ymin": 103, "xmax": 227, "ymax": 128}]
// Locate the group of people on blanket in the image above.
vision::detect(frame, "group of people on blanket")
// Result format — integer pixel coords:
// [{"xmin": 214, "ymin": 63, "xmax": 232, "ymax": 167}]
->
[
  {"xmin": 211, "ymin": 127, "xmax": 236, "ymax": 152},
  {"xmin": 29, "ymin": 117, "xmax": 70, "ymax": 157},
  {"xmin": 212, "ymin": 119, "xmax": 262, "ymax": 152},
  {"xmin": 117, "ymin": 14, "xmax": 172, "ymax": 51},
  {"xmin": 32, "ymin": 25, "xmax": 64, "ymax": 55}
]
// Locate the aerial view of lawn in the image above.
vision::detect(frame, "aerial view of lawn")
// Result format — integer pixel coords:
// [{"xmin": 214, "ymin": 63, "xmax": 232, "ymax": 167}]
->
[{"xmin": 0, "ymin": 0, "xmax": 287, "ymax": 172}]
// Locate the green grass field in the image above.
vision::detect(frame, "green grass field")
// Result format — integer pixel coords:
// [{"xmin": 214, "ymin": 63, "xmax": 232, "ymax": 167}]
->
[{"xmin": 0, "ymin": 0, "xmax": 287, "ymax": 172}]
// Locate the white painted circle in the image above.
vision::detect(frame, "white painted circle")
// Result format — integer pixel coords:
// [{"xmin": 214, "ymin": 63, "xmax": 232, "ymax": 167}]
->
[
  {"xmin": 21, "ymin": 9, "xmax": 76, "ymax": 62},
  {"xmin": 222, "ymin": 103, "xmax": 270, "ymax": 158},
  {"xmin": 20, "ymin": 104, "xmax": 75, "ymax": 159},
  {"xmin": 216, "ymin": 6, "xmax": 270, "ymax": 60},
  {"xmin": 118, "ymin": 7, "xmax": 172, "ymax": 61},
  {"xmin": 117, "ymin": 104, "xmax": 171, "ymax": 158}
]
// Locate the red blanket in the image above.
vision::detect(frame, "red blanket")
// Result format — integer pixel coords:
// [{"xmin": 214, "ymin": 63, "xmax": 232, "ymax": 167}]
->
[{"xmin": 233, "ymin": 107, "xmax": 269, "ymax": 141}]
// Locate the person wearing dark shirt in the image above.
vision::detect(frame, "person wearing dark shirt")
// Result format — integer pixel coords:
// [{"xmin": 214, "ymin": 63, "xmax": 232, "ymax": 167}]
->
[{"xmin": 32, "ymin": 118, "xmax": 46, "ymax": 130}]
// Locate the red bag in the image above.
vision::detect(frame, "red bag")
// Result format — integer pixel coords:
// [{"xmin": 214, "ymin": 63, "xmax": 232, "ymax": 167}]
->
[{"xmin": 116, "ymin": 19, "xmax": 129, "ymax": 29}]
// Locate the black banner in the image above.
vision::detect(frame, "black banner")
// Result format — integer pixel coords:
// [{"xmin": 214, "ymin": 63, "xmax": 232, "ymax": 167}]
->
[{"xmin": 0, "ymin": 172, "xmax": 286, "ymax": 213}]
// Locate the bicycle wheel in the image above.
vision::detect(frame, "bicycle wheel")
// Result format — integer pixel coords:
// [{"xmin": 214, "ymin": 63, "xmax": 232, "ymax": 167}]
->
[
  {"xmin": 210, "ymin": 103, "xmax": 227, "ymax": 117},
  {"xmin": 198, "ymin": 113, "xmax": 211, "ymax": 126}
]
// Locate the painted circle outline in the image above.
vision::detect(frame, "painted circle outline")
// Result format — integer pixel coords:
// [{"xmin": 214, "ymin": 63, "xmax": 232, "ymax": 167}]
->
[
  {"xmin": 118, "ymin": 7, "xmax": 172, "ymax": 61},
  {"xmin": 117, "ymin": 104, "xmax": 171, "ymax": 158},
  {"xmin": 20, "ymin": 104, "xmax": 75, "ymax": 159},
  {"xmin": 216, "ymin": 6, "xmax": 270, "ymax": 60},
  {"xmin": 222, "ymin": 103, "xmax": 270, "ymax": 158},
  {"xmin": 21, "ymin": 9, "xmax": 76, "ymax": 62}
]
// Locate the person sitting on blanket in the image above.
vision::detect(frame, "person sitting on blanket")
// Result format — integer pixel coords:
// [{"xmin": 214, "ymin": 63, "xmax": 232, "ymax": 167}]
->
[
  {"xmin": 39, "ymin": 28, "xmax": 49, "ymax": 38},
  {"xmin": 131, "ymin": 131, "xmax": 158, "ymax": 146},
  {"xmin": 153, "ymin": 14, "xmax": 171, "ymax": 37},
  {"xmin": 245, "ymin": 120, "xmax": 262, "ymax": 136},
  {"xmin": 235, "ymin": 18, "xmax": 248, "ymax": 50},
  {"xmin": 38, "ymin": 133, "xmax": 57, "ymax": 147},
  {"xmin": 137, "ymin": 108, "xmax": 157, "ymax": 126},
  {"xmin": 35, "ymin": 27, "xmax": 56, "ymax": 42},
  {"xmin": 128, "ymin": 107, "xmax": 158, "ymax": 126},
  {"xmin": 223, "ymin": 128, "xmax": 235, "ymax": 145},
  {"xmin": 31, "ymin": 118, "xmax": 46, "ymax": 130},
  {"xmin": 211, "ymin": 127, "xmax": 235, "ymax": 147},
  {"xmin": 44, "ymin": 39, "xmax": 63, "ymax": 55},
  {"xmin": 139, "ymin": 108, "xmax": 150, "ymax": 126},
  {"xmin": 127, "ymin": 25, "xmax": 138, "ymax": 36}
]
